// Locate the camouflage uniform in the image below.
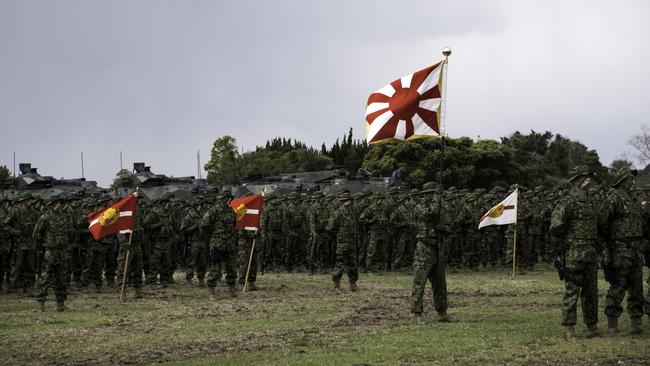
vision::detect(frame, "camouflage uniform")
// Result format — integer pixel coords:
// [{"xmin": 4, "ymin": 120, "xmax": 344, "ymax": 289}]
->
[
  {"xmin": 144, "ymin": 197, "xmax": 174, "ymax": 285},
  {"xmin": 33, "ymin": 197, "xmax": 70, "ymax": 309},
  {"xmin": 550, "ymin": 166, "xmax": 604, "ymax": 336},
  {"xmin": 0, "ymin": 198, "xmax": 16, "ymax": 290},
  {"xmin": 411, "ymin": 184, "xmax": 449, "ymax": 317},
  {"xmin": 390, "ymin": 194, "xmax": 414, "ymax": 270},
  {"xmin": 602, "ymin": 169, "xmax": 646, "ymax": 332},
  {"xmin": 307, "ymin": 192, "xmax": 329, "ymax": 274},
  {"xmin": 203, "ymin": 190, "xmax": 238, "ymax": 292},
  {"xmin": 7, "ymin": 196, "xmax": 37, "ymax": 292},
  {"xmin": 360, "ymin": 194, "xmax": 389, "ymax": 271},
  {"xmin": 182, "ymin": 201, "xmax": 208, "ymax": 284},
  {"xmin": 81, "ymin": 197, "xmax": 108, "ymax": 289},
  {"xmin": 260, "ymin": 198, "xmax": 284, "ymax": 271},
  {"xmin": 282, "ymin": 193, "xmax": 306, "ymax": 272},
  {"xmin": 326, "ymin": 193, "xmax": 359, "ymax": 289}
]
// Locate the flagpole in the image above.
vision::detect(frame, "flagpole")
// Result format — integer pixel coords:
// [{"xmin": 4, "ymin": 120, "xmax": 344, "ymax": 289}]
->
[
  {"xmin": 242, "ymin": 231, "xmax": 257, "ymax": 293},
  {"xmin": 120, "ymin": 231, "xmax": 133, "ymax": 302},
  {"xmin": 511, "ymin": 185, "xmax": 519, "ymax": 277},
  {"xmin": 437, "ymin": 47, "xmax": 451, "ymax": 268}
]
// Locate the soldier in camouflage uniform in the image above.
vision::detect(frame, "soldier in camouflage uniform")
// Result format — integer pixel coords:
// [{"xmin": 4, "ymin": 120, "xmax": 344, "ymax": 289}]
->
[
  {"xmin": 116, "ymin": 197, "xmax": 145, "ymax": 299},
  {"xmin": 33, "ymin": 196, "xmax": 70, "ymax": 311},
  {"xmin": 411, "ymin": 183, "xmax": 452, "ymax": 321},
  {"xmin": 6, "ymin": 194, "xmax": 36, "ymax": 293},
  {"xmin": 601, "ymin": 168, "xmax": 646, "ymax": 334},
  {"xmin": 81, "ymin": 196, "xmax": 107, "ymax": 290},
  {"xmin": 144, "ymin": 195, "xmax": 174, "ymax": 286},
  {"xmin": 360, "ymin": 192, "xmax": 389, "ymax": 271},
  {"xmin": 0, "ymin": 197, "xmax": 16, "ymax": 291},
  {"xmin": 480, "ymin": 187, "xmax": 506, "ymax": 267},
  {"xmin": 203, "ymin": 188, "xmax": 238, "ymax": 298},
  {"xmin": 260, "ymin": 196, "xmax": 283, "ymax": 272},
  {"xmin": 390, "ymin": 192, "xmax": 414, "ymax": 270},
  {"xmin": 326, "ymin": 192, "xmax": 359, "ymax": 291},
  {"xmin": 182, "ymin": 197, "xmax": 208, "ymax": 286},
  {"xmin": 550, "ymin": 166, "xmax": 605, "ymax": 339},
  {"xmin": 307, "ymin": 192, "xmax": 329, "ymax": 274},
  {"xmin": 282, "ymin": 192, "xmax": 306, "ymax": 272}
]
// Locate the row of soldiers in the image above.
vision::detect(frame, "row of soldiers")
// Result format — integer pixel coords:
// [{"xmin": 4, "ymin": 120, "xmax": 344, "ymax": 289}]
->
[{"xmin": 0, "ymin": 183, "xmax": 560, "ymax": 298}]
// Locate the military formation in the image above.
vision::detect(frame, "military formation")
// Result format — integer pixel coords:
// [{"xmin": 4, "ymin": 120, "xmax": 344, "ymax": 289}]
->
[{"xmin": 1, "ymin": 165, "xmax": 650, "ymax": 337}]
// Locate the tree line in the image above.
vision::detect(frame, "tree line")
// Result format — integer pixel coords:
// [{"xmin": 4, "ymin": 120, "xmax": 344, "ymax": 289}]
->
[{"xmin": 203, "ymin": 128, "xmax": 641, "ymax": 190}]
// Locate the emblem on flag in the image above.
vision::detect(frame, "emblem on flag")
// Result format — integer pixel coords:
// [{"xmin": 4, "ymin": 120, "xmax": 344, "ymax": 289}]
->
[
  {"xmin": 478, "ymin": 189, "xmax": 518, "ymax": 229},
  {"xmin": 366, "ymin": 61, "xmax": 445, "ymax": 144},
  {"xmin": 87, "ymin": 194, "xmax": 137, "ymax": 241},
  {"xmin": 234, "ymin": 203, "xmax": 247, "ymax": 221}
]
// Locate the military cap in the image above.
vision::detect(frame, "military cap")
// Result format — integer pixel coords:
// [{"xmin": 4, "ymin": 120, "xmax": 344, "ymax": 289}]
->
[
  {"xmin": 216, "ymin": 187, "xmax": 233, "ymax": 199},
  {"xmin": 421, "ymin": 182, "xmax": 438, "ymax": 194},
  {"xmin": 612, "ymin": 168, "xmax": 638, "ymax": 187},
  {"xmin": 16, "ymin": 192, "xmax": 32, "ymax": 202},
  {"xmin": 311, "ymin": 191, "xmax": 324, "ymax": 198},
  {"xmin": 44, "ymin": 195, "xmax": 65, "ymax": 205},
  {"xmin": 534, "ymin": 186, "xmax": 545, "ymax": 193},
  {"xmin": 288, "ymin": 192, "xmax": 301, "ymax": 200},
  {"xmin": 388, "ymin": 187, "xmax": 400, "ymax": 195},
  {"xmin": 567, "ymin": 165, "xmax": 592, "ymax": 182}
]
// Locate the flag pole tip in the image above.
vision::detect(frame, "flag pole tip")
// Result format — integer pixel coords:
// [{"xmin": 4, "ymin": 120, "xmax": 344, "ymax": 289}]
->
[{"xmin": 442, "ymin": 47, "xmax": 452, "ymax": 57}]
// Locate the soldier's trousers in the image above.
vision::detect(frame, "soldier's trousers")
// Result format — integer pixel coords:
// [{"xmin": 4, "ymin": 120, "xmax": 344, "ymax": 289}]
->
[
  {"xmin": 604, "ymin": 259, "xmax": 645, "ymax": 319},
  {"xmin": 562, "ymin": 261, "xmax": 598, "ymax": 326},
  {"xmin": 37, "ymin": 248, "xmax": 69, "ymax": 303},
  {"xmin": 103, "ymin": 242, "xmax": 118, "ymax": 283},
  {"xmin": 311, "ymin": 235, "xmax": 330, "ymax": 272},
  {"xmin": 238, "ymin": 237, "xmax": 258, "ymax": 285},
  {"xmin": 147, "ymin": 241, "xmax": 173, "ymax": 284},
  {"xmin": 392, "ymin": 230, "xmax": 412, "ymax": 270},
  {"xmin": 263, "ymin": 233, "xmax": 283, "ymax": 270},
  {"xmin": 207, "ymin": 246, "xmax": 236, "ymax": 288},
  {"xmin": 332, "ymin": 242, "xmax": 358, "ymax": 285},
  {"xmin": 185, "ymin": 242, "xmax": 208, "ymax": 281},
  {"xmin": 283, "ymin": 235, "xmax": 300, "ymax": 271},
  {"xmin": 411, "ymin": 242, "xmax": 447, "ymax": 314},
  {"xmin": 10, "ymin": 246, "xmax": 35, "ymax": 289},
  {"xmin": 0, "ymin": 248, "xmax": 9, "ymax": 289},
  {"xmin": 117, "ymin": 239, "xmax": 143, "ymax": 289},
  {"xmin": 82, "ymin": 243, "xmax": 105, "ymax": 288},
  {"xmin": 366, "ymin": 228, "xmax": 386, "ymax": 270}
]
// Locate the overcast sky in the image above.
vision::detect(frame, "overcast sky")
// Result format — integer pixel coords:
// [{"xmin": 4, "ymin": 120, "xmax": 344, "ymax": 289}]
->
[{"xmin": 1, "ymin": 0, "xmax": 649, "ymax": 186}]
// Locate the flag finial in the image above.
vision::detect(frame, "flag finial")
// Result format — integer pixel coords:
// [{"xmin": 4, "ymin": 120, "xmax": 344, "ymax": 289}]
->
[{"xmin": 442, "ymin": 47, "xmax": 452, "ymax": 57}]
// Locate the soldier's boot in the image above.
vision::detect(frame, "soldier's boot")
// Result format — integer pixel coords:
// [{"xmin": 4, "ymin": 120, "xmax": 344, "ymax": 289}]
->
[
  {"xmin": 586, "ymin": 324, "xmax": 601, "ymax": 338},
  {"xmin": 106, "ymin": 278, "xmax": 116, "ymax": 288},
  {"xmin": 248, "ymin": 282, "xmax": 257, "ymax": 291},
  {"xmin": 208, "ymin": 286, "xmax": 216, "ymax": 299},
  {"xmin": 56, "ymin": 301, "xmax": 66, "ymax": 312},
  {"xmin": 564, "ymin": 325, "xmax": 576, "ymax": 340},
  {"xmin": 607, "ymin": 316, "xmax": 619, "ymax": 334},
  {"xmin": 333, "ymin": 280, "xmax": 340, "ymax": 290},
  {"xmin": 228, "ymin": 285, "xmax": 238, "ymax": 298},
  {"xmin": 186, "ymin": 278, "xmax": 193, "ymax": 285},
  {"xmin": 198, "ymin": 278, "xmax": 205, "ymax": 287},
  {"xmin": 436, "ymin": 312, "xmax": 454, "ymax": 323},
  {"xmin": 630, "ymin": 317, "xmax": 643, "ymax": 334},
  {"xmin": 38, "ymin": 301, "xmax": 45, "ymax": 312},
  {"xmin": 349, "ymin": 282, "xmax": 358, "ymax": 292},
  {"xmin": 133, "ymin": 287, "xmax": 143, "ymax": 299}
]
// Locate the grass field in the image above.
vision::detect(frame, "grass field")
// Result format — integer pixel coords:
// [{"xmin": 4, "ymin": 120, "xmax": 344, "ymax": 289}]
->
[{"xmin": 1, "ymin": 268, "xmax": 650, "ymax": 365}]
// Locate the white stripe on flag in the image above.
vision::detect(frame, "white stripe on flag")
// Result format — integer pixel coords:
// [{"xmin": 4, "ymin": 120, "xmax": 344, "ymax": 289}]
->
[
  {"xmin": 246, "ymin": 209, "xmax": 259, "ymax": 215},
  {"xmin": 119, "ymin": 211, "xmax": 132, "ymax": 217},
  {"xmin": 119, "ymin": 229, "xmax": 132, "ymax": 234},
  {"xmin": 89, "ymin": 218, "xmax": 99, "ymax": 228},
  {"xmin": 244, "ymin": 226, "xmax": 257, "ymax": 231}
]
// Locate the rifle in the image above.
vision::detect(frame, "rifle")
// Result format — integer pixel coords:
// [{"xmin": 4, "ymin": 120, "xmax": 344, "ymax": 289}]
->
[{"xmin": 553, "ymin": 240, "xmax": 566, "ymax": 281}]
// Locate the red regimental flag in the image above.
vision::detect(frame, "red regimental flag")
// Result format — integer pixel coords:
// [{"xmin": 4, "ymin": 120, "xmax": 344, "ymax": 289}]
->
[
  {"xmin": 87, "ymin": 194, "xmax": 137, "ymax": 241},
  {"xmin": 229, "ymin": 194, "xmax": 264, "ymax": 231},
  {"xmin": 365, "ymin": 61, "xmax": 444, "ymax": 144}
]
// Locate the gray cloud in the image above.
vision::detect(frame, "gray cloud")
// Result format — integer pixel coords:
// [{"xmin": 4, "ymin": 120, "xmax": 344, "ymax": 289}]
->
[{"xmin": 1, "ymin": 0, "xmax": 648, "ymax": 186}]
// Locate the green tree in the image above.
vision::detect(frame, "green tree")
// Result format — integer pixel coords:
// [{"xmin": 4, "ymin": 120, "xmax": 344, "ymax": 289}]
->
[
  {"xmin": 0, "ymin": 165, "xmax": 11, "ymax": 189},
  {"xmin": 204, "ymin": 135, "xmax": 241, "ymax": 187},
  {"xmin": 110, "ymin": 169, "xmax": 133, "ymax": 189}
]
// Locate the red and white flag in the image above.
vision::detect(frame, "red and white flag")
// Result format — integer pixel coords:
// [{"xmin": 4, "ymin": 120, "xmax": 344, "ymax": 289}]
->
[
  {"xmin": 478, "ymin": 189, "xmax": 518, "ymax": 229},
  {"xmin": 87, "ymin": 194, "xmax": 137, "ymax": 241},
  {"xmin": 365, "ymin": 61, "xmax": 445, "ymax": 144},
  {"xmin": 230, "ymin": 194, "xmax": 264, "ymax": 231}
]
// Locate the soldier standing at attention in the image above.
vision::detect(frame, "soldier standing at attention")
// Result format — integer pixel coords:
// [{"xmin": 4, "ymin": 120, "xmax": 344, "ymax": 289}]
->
[
  {"xmin": 550, "ymin": 166, "xmax": 605, "ymax": 339},
  {"xmin": 203, "ymin": 188, "xmax": 238, "ymax": 298},
  {"xmin": 411, "ymin": 182, "xmax": 452, "ymax": 321},
  {"xmin": 602, "ymin": 168, "xmax": 646, "ymax": 334},
  {"xmin": 326, "ymin": 192, "xmax": 359, "ymax": 291},
  {"xmin": 33, "ymin": 196, "xmax": 70, "ymax": 312}
]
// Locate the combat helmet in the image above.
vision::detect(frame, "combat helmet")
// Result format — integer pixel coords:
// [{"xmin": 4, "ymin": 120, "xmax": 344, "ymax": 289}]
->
[
  {"xmin": 612, "ymin": 167, "xmax": 638, "ymax": 188},
  {"xmin": 567, "ymin": 165, "xmax": 592, "ymax": 182}
]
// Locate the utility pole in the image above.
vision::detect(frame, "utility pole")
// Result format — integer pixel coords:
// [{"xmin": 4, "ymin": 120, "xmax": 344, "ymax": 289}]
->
[{"xmin": 81, "ymin": 152, "xmax": 85, "ymax": 179}]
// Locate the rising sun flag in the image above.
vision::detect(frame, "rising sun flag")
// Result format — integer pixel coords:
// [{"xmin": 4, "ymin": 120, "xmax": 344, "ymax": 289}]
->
[{"xmin": 365, "ymin": 60, "xmax": 445, "ymax": 144}]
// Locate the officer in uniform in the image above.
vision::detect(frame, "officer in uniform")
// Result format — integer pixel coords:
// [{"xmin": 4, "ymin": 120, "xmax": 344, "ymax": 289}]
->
[{"xmin": 550, "ymin": 166, "xmax": 605, "ymax": 339}]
